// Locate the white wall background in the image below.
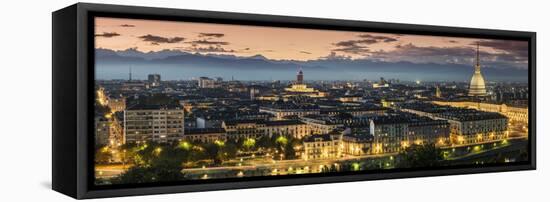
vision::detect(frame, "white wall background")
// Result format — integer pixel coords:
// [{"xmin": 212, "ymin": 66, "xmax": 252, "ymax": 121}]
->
[{"xmin": 0, "ymin": 0, "xmax": 547, "ymax": 201}]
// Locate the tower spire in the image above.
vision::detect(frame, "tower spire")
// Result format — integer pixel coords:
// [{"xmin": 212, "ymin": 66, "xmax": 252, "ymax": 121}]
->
[
  {"xmin": 129, "ymin": 66, "xmax": 132, "ymax": 81},
  {"xmin": 296, "ymin": 66, "xmax": 304, "ymax": 84},
  {"xmin": 476, "ymin": 42, "xmax": 480, "ymax": 67}
]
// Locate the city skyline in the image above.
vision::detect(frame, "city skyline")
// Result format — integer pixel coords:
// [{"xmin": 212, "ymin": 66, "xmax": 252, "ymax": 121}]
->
[{"xmin": 93, "ymin": 17, "xmax": 530, "ymax": 185}]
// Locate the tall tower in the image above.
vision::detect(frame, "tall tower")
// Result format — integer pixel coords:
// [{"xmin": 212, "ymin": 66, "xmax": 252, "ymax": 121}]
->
[
  {"xmin": 296, "ymin": 67, "xmax": 304, "ymax": 84},
  {"xmin": 468, "ymin": 43, "xmax": 487, "ymax": 96},
  {"xmin": 129, "ymin": 67, "xmax": 132, "ymax": 81},
  {"xmin": 435, "ymin": 86, "xmax": 441, "ymax": 98}
]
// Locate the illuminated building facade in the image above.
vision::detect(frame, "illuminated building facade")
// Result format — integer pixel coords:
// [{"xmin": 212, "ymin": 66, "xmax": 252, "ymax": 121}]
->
[
  {"xmin": 369, "ymin": 118, "xmax": 408, "ymax": 154},
  {"xmin": 401, "ymin": 102, "xmax": 508, "ymax": 145},
  {"xmin": 107, "ymin": 96, "xmax": 126, "ymax": 112},
  {"xmin": 407, "ymin": 119, "xmax": 450, "ymax": 147},
  {"xmin": 442, "ymin": 114, "xmax": 508, "ymax": 145},
  {"xmin": 95, "ymin": 116, "xmax": 111, "ymax": 146},
  {"xmin": 222, "ymin": 120, "xmax": 266, "ymax": 139},
  {"xmin": 302, "ymin": 129, "xmax": 372, "ymax": 160},
  {"xmin": 341, "ymin": 135, "xmax": 372, "ymax": 156},
  {"xmin": 124, "ymin": 104, "xmax": 185, "ymax": 143},
  {"xmin": 284, "ymin": 68, "xmax": 326, "ymax": 97},
  {"xmin": 222, "ymin": 119, "xmax": 311, "ymax": 139},
  {"xmin": 302, "ymin": 133, "xmax": 342, "ymax": 160},
  {"xmin": 263, "ymin": 120, "xmax": 311, "ymax": 139},
  {"xmin": 183, "ymin": 128, "xmax": 227, "ymax": 143},
  {"xmin": 432, "ymin": 101, "xmax": 528, "ymax": 124},
  {"xmin": 95, "ymin": 114, "xmax": 125, "ymax": 147},
  {"xmin": 300, "ymin": 114, "xmax": 345, "ymax": 134}
]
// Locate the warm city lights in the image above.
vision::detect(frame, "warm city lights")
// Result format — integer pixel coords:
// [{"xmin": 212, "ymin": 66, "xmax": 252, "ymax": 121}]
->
[{"xmin": 92, "ymin": 17, "xmax": 529, "ymax": 185}]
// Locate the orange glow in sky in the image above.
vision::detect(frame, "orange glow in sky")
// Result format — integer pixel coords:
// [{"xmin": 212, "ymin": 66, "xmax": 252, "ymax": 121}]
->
[{"xmin": 95, "ymin": 17, "xmax": 525, "ymax": 63}]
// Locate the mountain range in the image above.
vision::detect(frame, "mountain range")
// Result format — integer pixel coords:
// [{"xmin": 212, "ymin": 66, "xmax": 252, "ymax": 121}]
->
[{"xmin": 95, "ymin": 48, "xmax": 528, "ymax": 82}]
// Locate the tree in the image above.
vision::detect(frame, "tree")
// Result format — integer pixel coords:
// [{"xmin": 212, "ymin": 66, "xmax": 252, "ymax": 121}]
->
[
  {"xmin": 221, "ymin": 141, "xmax": 238, "ymax": 160},
  {"xmin": 203, "ymin": 143, "xmax": 223, "ymax": 165},
  {"xmin": 95, "ymin": 147, "xmax": 113, "ymax": 164},
  {"xmin": 111, "ymin": 142, "xmax": 188, "ymax": 184},
  {"xmin": 283, "ymin": 143, "xmax": 296, "ymax": 160},
  {"xmin": 396, "ymin": 143, "xmax": 443, "ymax": 168},
  {"xmin": 242, "ymin": 138, "xmax": 256, "ymax": 151},
  {"xmin": 111, "ymin": 158, "xmax": 185, "ymax": 184},
  {"xmin": 257, "ymin": 135, "xmax": 274, "ymax": 149}
]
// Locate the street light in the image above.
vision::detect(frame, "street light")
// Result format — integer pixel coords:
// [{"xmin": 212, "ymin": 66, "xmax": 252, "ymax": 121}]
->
[
  {"xmin": 352, "ymin": 162, "xmax": 360, "ymax": 171},
  {"xmin": 154, "ymin": 147, "xmax": 162, "ymax": 156}
]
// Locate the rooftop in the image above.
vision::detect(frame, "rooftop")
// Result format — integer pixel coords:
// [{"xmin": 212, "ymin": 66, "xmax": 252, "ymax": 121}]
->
[
  {"xmin": 401, "ymin": 102, "xmax": 508, "ymax": 121},
  {"xmin": 126, "ymin": 103, "xmax": 182, "ymax": 110},
  {"xmin": 303, "ymin": 134, "xmax": 335, "ymax": 142},
  {"xmin": 184, "ymin": 128, "xmax": 226, "ymax": 135},
  {"xmin": 265, "ymin": 120, "xmax": 305, "ymax": 126}
]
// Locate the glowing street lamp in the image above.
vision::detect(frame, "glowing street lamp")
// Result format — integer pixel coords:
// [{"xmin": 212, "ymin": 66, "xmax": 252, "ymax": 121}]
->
[
  {"xmin": 178, "ymin": 141, "xmax": 192, "ymax": 150},
  {"xmin": 352, "ymin": 162, "xmax": 360, "ymax": 171},
  {"xmin": 154, "ymin": 147, "xmax": 162, "ymax": 156},
  {"xmin": 214, "ymin": 140, "xmax": 225, "ymax": 147}
]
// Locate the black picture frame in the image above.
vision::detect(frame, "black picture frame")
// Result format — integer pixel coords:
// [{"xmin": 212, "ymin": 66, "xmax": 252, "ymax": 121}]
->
[{"xmin": 52, "ymin": 3, "xmax": 536, "ymax": 199}]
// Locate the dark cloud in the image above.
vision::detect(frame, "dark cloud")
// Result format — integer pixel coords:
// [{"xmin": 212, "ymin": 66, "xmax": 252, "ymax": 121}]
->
[
  {"xmin": 332, "ymin": 40, "xmax": 371, "ymax": 55},
  {"xmin": 300, "ymin": 51, "xmax": 312, "ymax": 54},
  {"xmin": 358, "ymin": 34, "xmax": 398, "ymax": 43},
  {"xmin": 475, "ymin": 40, "xmax": 528, "ymax": 58},
  {"xmin": 331, "ymin": 34, "xmax": 399, "ymax": 55},
  {"xmin": 392, "ymin": 43, "xmax": 474, "ymax": 57},
  {"xmin": 367, "ymin": 43, "xmax": 478, "ymax": 64},
  {"xmin": 138, "ymin": 34, "xmax": 185, "ymax": 44},
  {"xmin": 368, "ymin": 43, "xmax": 527, "ymax": 69},
  {"xmin": 334, "ymin": 39, "xmax": 377, "ymax": 47},
  {"xmin": 120, "ymin": 24, "xmax": 135, "ymax": 27},
  {"xmin": 198, "ymin": 33, "xmax": 225, "ymax": 38},
  {"xmin": 319, "ymin": 52, "xmax": 352, "ymax": 60},
  {"xmin": 95, "ymin": 32, "xmax": 120, "ymax": 38},
  {"xmin": 332, "ymin": 46, "xmax": 370, "ymax": 55},
  {"xmin": 189, "ymin": 46, "xmax": 235, "ymax": 53},
  {"xmin": 448, "ymin": 40, "xmax": 458, "ymax": 43},
  {"xmin": 189, "ymin": 39, "xmax": 230, "ymax": 46}
]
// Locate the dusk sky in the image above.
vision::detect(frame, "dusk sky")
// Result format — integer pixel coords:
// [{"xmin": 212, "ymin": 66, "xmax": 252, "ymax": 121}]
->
[{"xmin": 95, "ymin": 17, "xmax": 528, "ymax": 70}]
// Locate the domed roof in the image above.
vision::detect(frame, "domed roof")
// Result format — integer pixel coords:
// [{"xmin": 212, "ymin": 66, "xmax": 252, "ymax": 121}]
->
[{"xmin": 469, "ymin": 70, "xmax": 486, "ymax": 96}]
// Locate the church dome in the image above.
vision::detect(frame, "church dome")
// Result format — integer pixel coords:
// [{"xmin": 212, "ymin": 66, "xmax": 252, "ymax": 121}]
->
[
  {"xmin": 468, "ymin": 43, "xmax": 487, "ymax": 97},
  {"xmin": 469, "ymin": 70, "xmax": 486, "ymax": 96}
]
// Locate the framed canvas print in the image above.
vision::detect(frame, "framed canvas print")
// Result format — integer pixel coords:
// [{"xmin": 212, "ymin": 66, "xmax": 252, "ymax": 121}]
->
[{"xmin": 52, "ymin": 3, "xmax": 536, "ymax": 199}]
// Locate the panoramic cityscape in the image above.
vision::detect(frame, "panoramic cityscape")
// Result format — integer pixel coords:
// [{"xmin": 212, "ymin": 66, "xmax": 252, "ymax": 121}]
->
[{"xmin": 93, "ymin": 17, "xmax": 529, "ymax": 185}]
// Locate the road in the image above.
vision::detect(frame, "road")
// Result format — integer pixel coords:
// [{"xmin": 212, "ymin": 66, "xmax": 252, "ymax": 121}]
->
[{"xmin": 95, "ymin": 134, "xmax": 529, "ymax": 180}]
